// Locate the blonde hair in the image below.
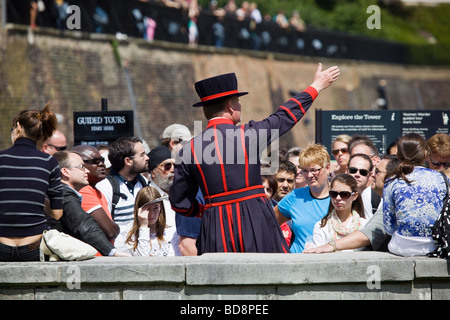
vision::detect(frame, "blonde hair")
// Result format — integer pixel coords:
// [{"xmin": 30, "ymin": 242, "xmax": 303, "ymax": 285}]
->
[
  {"xmin": 427, "ymin": 133, "xmax": 450, "ymax": 158},
  {"xmin": 298, "ymin": 143, "xmax": 330, "ymax": 168},
  {"xmin": 332, "ymin": 134, "xmax": 351, "ymax": 148}
]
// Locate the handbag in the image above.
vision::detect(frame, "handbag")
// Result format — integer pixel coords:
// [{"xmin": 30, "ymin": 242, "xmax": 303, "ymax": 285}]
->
[
  {"xmin": 39, "ymin": 229, "xmax": 98, "ymax": 261},
  {"xmin": 427, "ymin": 172, "xmax": 450, "ymax": 259}
]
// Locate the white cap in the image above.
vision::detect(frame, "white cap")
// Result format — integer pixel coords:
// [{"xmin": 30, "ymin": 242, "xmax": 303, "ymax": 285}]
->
[{"xmin": 161, "ymin": 124, "xmax": 192, "ymax": 143}]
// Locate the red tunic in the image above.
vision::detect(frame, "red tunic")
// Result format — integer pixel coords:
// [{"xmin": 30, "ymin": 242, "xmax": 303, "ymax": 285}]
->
[{"xmin": 169, "ymin": 86, "xmax": 318, "ymax": 254}]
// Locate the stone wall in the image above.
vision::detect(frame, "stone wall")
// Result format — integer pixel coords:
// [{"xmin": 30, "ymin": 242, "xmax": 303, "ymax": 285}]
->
[
  {"xmin": 1, "ymin": 25, "xmax": 450, "ymax": 151},
  {"xmin": 1, "ymin": 252, "xmax": 450, "ymax": 300}
]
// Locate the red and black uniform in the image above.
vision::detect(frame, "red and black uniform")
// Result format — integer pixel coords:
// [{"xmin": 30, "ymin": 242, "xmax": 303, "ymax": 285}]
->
[{"xmin": 169, "ymin": 86, "xmax": 318, "ymax": 254}]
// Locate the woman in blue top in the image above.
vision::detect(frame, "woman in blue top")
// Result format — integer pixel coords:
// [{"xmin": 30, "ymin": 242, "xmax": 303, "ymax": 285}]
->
[
  {"xmin": 383, "ymin": 133, "xmax": 448, "ymax": 257},
  {"xmin": 274, "ymin": 144, "xmax": 331, "ymax": 253},
  {"xmin": 0, "ymin": 104, "xmax": 63, "ymax": 261}
]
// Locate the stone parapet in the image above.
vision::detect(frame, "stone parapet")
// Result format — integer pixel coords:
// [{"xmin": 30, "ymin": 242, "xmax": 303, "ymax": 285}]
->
[{"xmin": 1, "ymin": 252, "xmax": 449, "ymax": 300}]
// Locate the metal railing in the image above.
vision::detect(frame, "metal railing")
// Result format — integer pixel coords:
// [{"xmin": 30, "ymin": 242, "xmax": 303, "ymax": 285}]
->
[{"xmin": 5, "ymin": 0, "xmax": 407, "ymax": 64}]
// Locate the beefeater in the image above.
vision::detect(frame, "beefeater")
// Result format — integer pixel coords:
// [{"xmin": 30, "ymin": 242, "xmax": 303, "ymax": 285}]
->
[{"xmin": 169, "ymin": 63, "xmax": 340, "ymax": 254}]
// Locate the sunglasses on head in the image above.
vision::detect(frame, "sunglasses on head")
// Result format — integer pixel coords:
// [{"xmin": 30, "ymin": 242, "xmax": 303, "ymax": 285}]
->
[
  {"xmin": 84, "ymin": 157, "xmax": 105, "ymax": 166},
  {"xmin": 332, "ymin": 148, "xmax": 348, "ymax": 156},
  {"xmin": 329, "ymin": 190, "xmax": 355, "ymax": 199},
  {"xmin": 348, "ymin": 167, "xmax": 370, "ymax": 177}
]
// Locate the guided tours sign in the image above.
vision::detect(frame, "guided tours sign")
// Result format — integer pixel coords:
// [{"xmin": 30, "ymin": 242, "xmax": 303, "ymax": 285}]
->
[
  {"xmin": 73, "ymin": 111, "xmax": 134, "ymax": 146},
  {"xmin": 316, "ymin": 109, "xmax": 449, "ymax": 155}
]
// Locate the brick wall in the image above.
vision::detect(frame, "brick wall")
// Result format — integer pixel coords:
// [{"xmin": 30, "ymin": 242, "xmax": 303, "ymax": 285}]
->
[{"xmin": 1, "ymin": 26, "xmax": 449, "ymax": 151}]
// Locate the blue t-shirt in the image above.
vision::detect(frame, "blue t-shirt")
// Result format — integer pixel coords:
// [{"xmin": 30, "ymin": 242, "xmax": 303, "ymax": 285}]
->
[
  {"xmin": 277, "ymin": 187, "xmax": 330, "ymax": 253},
  {"xmin": 175, "ymin": 188, "xmax": 204, "ymax": 239}
]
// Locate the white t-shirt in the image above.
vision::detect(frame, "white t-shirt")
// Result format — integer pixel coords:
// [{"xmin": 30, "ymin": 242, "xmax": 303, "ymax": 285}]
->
[
  {"xmin": 361, "ymin": 187, "xmax": 374, "ymax": 220},
  {"xmin": 115, "ymin": 227, "xmax": 175, "ymax": 257}
]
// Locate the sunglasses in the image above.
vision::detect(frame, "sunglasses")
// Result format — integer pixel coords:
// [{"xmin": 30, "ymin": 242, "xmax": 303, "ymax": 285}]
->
[
  {"xmin": 84, "ymin": 157, "xmax": 105, "ymax": 166},
  {"xmin": 159, "ymin": 162, "xmax": 174, "ymax": 171},
  {"xmin": 332, "ymin": 148, "xmax": 348, "ymax": 156},
  {"xmin": 348, "ymin": 167, "xmax": 370, "ymax": 177},
  {"xmin": 48, "ymin": 144, "xmax": 67, "ymax": 151},
  {"xmin": 329, "ymin": 190, "xmax": 355, "ymax": 199},
  {"xmin": 374, "ymin": 168, "xmax": 386, "ymax": 176},
  {"xmin": 430, "ymin": 161, "xmax": 450, "ymax": 169}
]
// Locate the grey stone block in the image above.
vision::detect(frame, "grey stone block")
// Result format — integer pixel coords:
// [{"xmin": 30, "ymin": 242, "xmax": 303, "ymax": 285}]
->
[
  {"xmin": 57, "ymin": 257, "xmax": 186, "ymax": 284},
  {"xmin": 186, "ymin": 252, "xmax": 414, "ymax": 286},
  {"xmin": 0, "ymin": 262, "xmax": 61, "ymax": 284}
]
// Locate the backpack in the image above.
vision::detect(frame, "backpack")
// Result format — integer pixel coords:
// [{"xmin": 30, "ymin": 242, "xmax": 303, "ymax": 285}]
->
[{"xmin": 105, "ymin": 174, "xmax": 148, "ymax": 220}]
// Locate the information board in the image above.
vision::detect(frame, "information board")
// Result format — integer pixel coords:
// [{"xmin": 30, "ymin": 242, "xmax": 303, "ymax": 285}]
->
[
  {"xmin": 73, "ymin": 111, "xmax": 134, "ymax": 146},
  {"xmin": 316, "ymin": 109, "xmax": 449, "ymax": 155}
]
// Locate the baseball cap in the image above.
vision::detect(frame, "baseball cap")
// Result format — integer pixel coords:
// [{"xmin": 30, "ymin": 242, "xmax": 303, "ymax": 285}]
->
[{"xmin": 161, "ymin": 124, "xmax": 192, "ymax": 143}]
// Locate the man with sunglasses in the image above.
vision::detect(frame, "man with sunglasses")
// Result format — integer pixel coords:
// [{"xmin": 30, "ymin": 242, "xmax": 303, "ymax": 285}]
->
[
  {"xmin": 427, "ymin": 133, "xmax": 450, "ymax": 178},
  {"xmin": 40, "ymin": 130, "xmax": 67, "ymax": 155},
  {"xmin": 147, "ymin": 145, "xmax": 180, "ymax": 255},
  {"xmin": 160, "ymin": 125, "xmax": 204, "ymax": 256},
  {"xmin": 72, "ymin": 145, "xmax": 120, "ymax": 243},
  {"xmin": 347, "ymin": 153, "xmax": 381, "ymax": 220}
]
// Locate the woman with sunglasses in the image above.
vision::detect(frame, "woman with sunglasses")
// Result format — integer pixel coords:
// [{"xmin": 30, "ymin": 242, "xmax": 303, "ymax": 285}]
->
[
  {"xmin": 426, "ymin": 133, "xmax": 450, "ymax": 178},
  {"xmin": 309, "ymin": 174, "xmax": 367, "ymax": 251},
  {"xmin": 330, "ymin": 134, "xmax": 351, "ymax": 177},
  {"xmin": 384, "ymin": 133, "xmax": 448, "ymax": 257},
  {"xmin": 0, "ymin": 104, "xmax": 63, "ymax": 261}
]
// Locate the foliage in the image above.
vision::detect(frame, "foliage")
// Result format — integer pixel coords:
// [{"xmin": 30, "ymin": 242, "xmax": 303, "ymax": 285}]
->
[
  {"xmin": 198, "ymin": 0, "xmax": 450, "ymax": 64},
  {"xmin": 199, "ymin": 0, "xmax": 450, "ymax": 45}
]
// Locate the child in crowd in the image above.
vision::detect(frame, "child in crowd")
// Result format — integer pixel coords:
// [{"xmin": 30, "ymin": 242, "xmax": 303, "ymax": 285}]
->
[{"xmin": 116, "ymin": 186, "xmax": 175, "ymax": 256}]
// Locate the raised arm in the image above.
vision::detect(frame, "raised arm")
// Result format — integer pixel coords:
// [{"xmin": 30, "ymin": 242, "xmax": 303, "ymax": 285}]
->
[{"xmin": 310, "ymin": 63, "xmax": 340, "ymax": 93}]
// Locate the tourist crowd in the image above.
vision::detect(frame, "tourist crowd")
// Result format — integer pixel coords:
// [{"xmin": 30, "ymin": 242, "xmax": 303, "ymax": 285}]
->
[{"xmin": 1, "ymin": 65, "xmax": 450, "ymax": 262}]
